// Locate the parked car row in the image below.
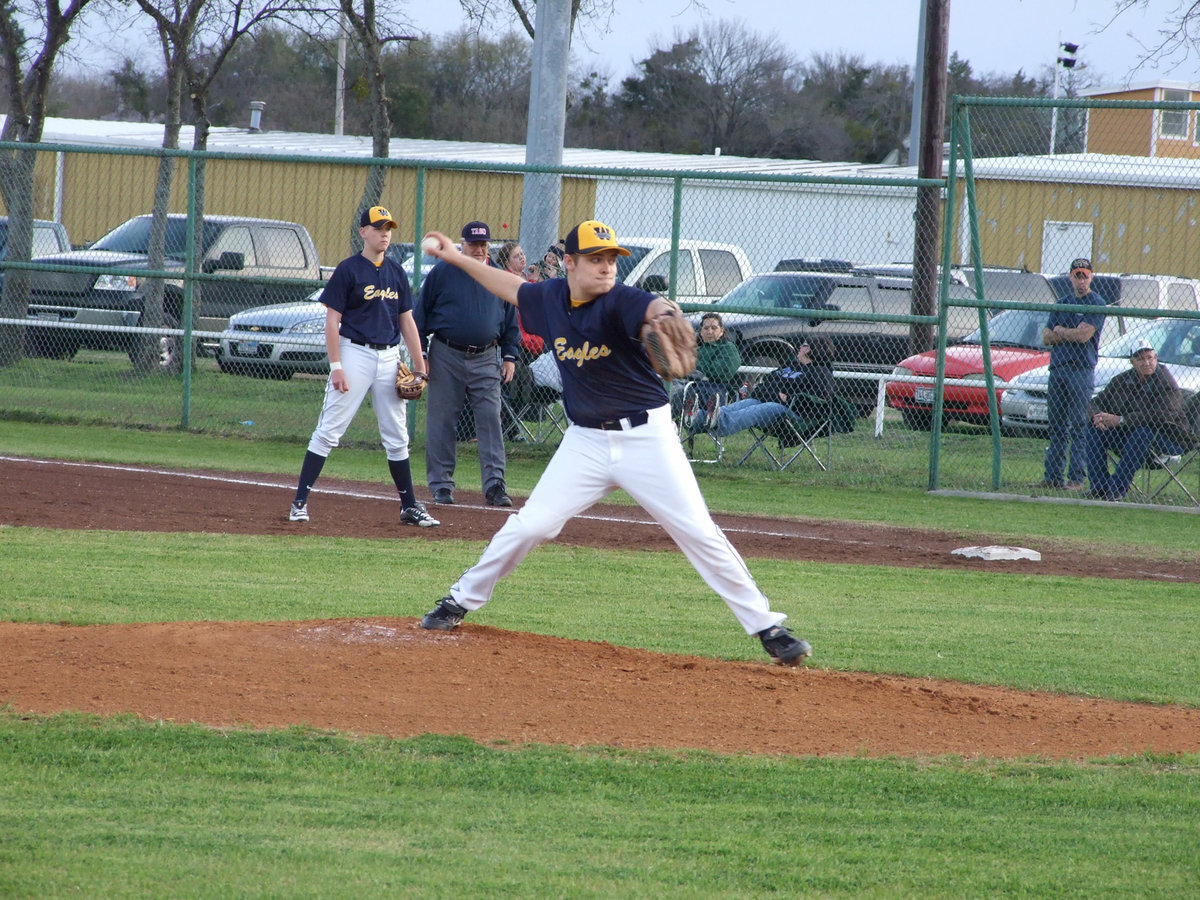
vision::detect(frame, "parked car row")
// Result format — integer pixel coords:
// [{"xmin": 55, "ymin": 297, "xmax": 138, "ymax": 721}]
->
[
  {"xmin": 884, "ymin": 271, "xmax": 1200, "ymax": 431},
  {"xmin": 22, "ymin": 213, "xmax": 324, "ymax": 369},
  {"xmin": 1001, "ymin": 316, "xmax": 1200, "ymax": 434}
]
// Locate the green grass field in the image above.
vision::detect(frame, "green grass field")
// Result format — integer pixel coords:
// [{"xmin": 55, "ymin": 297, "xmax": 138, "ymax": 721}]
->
[{"xmin": 2, "ymin": 421, "xmax": 1199, "ymax": 898}]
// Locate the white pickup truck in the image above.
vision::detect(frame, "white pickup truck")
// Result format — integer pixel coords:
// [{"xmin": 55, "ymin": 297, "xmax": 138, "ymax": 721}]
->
[{"xmin": 615, "ymin": 238, "xmax": 752, "ymax": 305}]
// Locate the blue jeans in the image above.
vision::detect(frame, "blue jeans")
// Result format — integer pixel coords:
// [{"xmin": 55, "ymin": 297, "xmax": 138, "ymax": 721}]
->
[
  {"xmin": 1044, "ymin": 366, "xmax": 1094, "ymax": 485},
  {"xmin": 714, "ymin": 398, "xmax": 797, "ymax": 437},
  {"xmin": 1084, "ymin": 425, "xmax": 1186, "ymax": 499}
]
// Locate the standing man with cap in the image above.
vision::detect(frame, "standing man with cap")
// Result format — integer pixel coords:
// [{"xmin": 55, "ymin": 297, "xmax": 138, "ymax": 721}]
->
[
  {"xmin": 1082, "ymin": 338, "xmax": 1191, "ymax": 501},
  {"xmin": 414, "ymin": 219, "xmax": 812, "ymax": 666},
  {"xmin": 1038, "ymin": 257, "xmax": 1108, "ymax": 491},
  {"xmin": 289, "ymin": 205, "xmax": 439, "ymax": 527},
  {"xmin": 414, "ymin": 220, "xmax": 521, "ymax": 507}
]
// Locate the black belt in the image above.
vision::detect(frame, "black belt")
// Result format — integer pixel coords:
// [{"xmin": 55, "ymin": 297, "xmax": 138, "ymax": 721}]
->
[
  {"xmin": 349, "ymin": 338, "xmax": 396, "ymax": 351},
  {"xmin": 579, "ymin": 411, "xmax": 651, "ymax": 431},
  {"xmin": 435, "ymin": 334, "xmax": 497, "ymax": 354}
]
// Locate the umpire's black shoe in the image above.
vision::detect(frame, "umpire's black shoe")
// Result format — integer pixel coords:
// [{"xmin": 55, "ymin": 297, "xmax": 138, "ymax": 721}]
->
[
  {"xmin": 432, "ymin": 488, "xmax": 455, "ymax": 505},
  {"xmin": 757, "ymin": 625, "xmax": 812, "ymax": 665},
  {"xmin": 485, "ymin": 484, "xmax": 513, "ymax": 507},
  {"xmin": 421, "ymin": 597, "xmax": 468, "ymax": 631}
]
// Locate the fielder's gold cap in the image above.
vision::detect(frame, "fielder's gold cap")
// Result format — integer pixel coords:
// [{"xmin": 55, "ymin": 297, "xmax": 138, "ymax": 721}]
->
[{"xmin": 361, "ymin": 206, "xmax": 398, "ymax": 229}]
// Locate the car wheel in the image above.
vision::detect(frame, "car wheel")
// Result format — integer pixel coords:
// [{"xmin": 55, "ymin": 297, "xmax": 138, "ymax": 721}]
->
[
  {"xmin": 25, "ymin": 327, "xmax": 80, "ymax": 360},
  {"xmin": 128, "ymin": 310, "xmax": 183, "ymax": 374},
  {"xmin": 900, "ymin": 408, "xmax": 935, "ymax": 431}
]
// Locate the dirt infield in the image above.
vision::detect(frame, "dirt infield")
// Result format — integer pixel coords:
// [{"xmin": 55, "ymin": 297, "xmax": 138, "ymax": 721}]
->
[{"xmin": 3, "ymin": 456, "xmax": 1199, "ymax": 759}]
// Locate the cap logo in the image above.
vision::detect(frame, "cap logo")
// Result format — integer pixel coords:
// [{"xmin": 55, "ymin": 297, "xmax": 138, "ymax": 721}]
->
[{"xmin": 468, "ymin": 228, "xmax": 487, "ymax": 238}]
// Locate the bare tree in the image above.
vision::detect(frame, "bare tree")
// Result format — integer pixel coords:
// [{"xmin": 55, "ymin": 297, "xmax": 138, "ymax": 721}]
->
[
  {"xmin": 1111, "ymin": 0, "xmax": 1200, "ymax": 74},
  {"xmin": 0, "ymin": 0, "xmax": 98, "ymax": 366},
  {"xmin": 127, "ymin": 0, "xmax": 297, "ymax": 373}
]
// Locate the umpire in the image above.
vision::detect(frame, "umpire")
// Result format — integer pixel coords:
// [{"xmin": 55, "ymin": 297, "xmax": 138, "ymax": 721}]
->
[{"xmin": 415, "ymin": 221, "xmax": 521, "ymax": 507}]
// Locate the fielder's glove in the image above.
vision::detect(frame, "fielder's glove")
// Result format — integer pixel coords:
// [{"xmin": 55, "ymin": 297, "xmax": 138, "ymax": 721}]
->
[
  {"xmin": 395, "ymin": 361, "xmax": 428, "ymax": 400},
  {"xmin": 640, "ymin": 302, "xmax": 698, "ymax": 382}
]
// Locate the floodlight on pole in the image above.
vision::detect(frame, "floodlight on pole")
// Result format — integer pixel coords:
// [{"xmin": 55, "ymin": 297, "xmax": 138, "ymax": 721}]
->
[{"xmin": 1049, "ymin": 36, "xmax": 1078, "ymax": 155}]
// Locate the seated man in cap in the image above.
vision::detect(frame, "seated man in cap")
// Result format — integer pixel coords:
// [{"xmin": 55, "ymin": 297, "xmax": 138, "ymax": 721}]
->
[{"xmin": 1082, "ymin": 338, "xmax": 1193, "ymax": 501}]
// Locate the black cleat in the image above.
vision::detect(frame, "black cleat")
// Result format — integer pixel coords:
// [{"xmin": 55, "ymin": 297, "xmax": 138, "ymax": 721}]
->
[
  {"xmin": 758, "ymin": 625, "xmax": 812, "ymax": 664},
  {"xmin": 432, "ymin": 488, "xmax": 455, "ymax": 505},
  {"xmin": 421, "ymin": 597, "xmax": 469, "ymax": 631}
]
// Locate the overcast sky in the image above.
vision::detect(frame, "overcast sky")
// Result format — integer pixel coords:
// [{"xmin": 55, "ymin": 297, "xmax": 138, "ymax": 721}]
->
[
  {"xmin": 60, "ymin": 0, "xmax": 1198, "ymax": 90},
  {"xmin": 407, "ymin": 0, "xmax": 1199, "ymax": 89}
]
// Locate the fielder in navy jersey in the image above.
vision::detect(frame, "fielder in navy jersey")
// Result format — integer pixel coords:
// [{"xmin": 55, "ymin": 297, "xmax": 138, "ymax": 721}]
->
[
  {"xmin": 417, "ymin": 219, "xmax": 811, "ymax": 664},
  {"xmin": 288, "ymin": 205, "xmax": 439, "ymax": 528}
]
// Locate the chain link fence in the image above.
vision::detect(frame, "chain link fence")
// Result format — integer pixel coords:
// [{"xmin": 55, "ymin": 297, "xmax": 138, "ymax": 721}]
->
[{"xmin": 2, "ymin": 97, "xmax": 1199, "ymax": 507}]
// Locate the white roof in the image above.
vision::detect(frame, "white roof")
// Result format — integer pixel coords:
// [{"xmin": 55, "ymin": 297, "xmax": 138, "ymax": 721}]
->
[
  {"xmin": 955, "ymin": 152, "xmax": 1200, "ymax": 189},
  {"xmin": 9, "ymin": 115, "xmax": 913, "ymax": 180},
  {"xmin": 1081, "ymin": 80, "xmax": 1200, "ymax": 97}
]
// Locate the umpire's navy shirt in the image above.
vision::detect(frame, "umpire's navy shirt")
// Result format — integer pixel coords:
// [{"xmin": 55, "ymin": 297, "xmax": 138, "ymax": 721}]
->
[
  {"xmin": 1047, "ymin": 288, "xmax": 1106, "ymax": 370},
  {"xmin": 414, "ymin": 262, "xmax": 520, "ymax": 359}
]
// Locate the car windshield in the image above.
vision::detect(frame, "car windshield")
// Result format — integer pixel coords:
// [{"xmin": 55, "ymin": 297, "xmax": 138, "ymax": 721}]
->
[
  {"xmin": 615, "ymin": 246, "xmax": 652, "ymax": 282},
  {"xmin": 959, "ymin": 308, "xmax": 1049, "ymax": 349},
  {"xmin": 1100, "ymin": 317, "xmax": 1200, "ymax": 366},
  {"xmin": 91, "ymin": 216, "xmax": 225, "ymax": 260},
  {"xmin": 713, "ymin": 274, "xmax": 834, "ymax": 310}
]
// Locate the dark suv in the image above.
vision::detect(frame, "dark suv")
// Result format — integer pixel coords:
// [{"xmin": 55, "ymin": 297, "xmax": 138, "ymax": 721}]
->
[{"xmin": 25, "ymin": 214, "xmax": 322, "ymax": 363}]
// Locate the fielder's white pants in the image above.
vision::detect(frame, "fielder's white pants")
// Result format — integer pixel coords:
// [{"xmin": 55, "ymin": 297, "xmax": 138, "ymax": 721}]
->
[
  {"xmin": 449, "ymin": 404, "xmax": 786, "ymax": 635},
  {"xmin": 307, "ymin": 338, "xmax": 410, "ymax": 460}
]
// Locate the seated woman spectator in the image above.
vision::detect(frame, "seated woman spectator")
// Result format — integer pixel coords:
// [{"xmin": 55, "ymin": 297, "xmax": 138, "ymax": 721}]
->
[
  {"xmin": 711, "ymin": 335, "xmax": 835, "ymax": 438},
  {"xmin": 675, "ymin": 312, "xmax": 742, "ymax": 432}
]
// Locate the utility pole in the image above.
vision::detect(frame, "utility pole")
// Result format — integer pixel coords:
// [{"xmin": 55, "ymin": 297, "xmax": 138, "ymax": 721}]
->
[
  {"xmin": 1049, "ymin": 36, "xmax": 1078, "ymax": 155},
  {"xmin": 519, "ymin": 0, "xmax": 572, "ymax": 263},
  {"xmin": 910, "ymin": 0, "xmax": 949, "ymax": 354},
  {"xmin": 334, "ymin": 14, "xmax": 349, "ymax": 137},
  {"xmin": 908, "ymin": 0, "xmax": 928, "ymax": 166}
]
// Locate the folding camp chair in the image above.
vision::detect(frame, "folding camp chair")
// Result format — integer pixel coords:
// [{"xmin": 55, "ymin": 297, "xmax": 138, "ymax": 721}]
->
[
  {"xmin": 502, "ymin": 384, "xmax": 568, "ymax": 444},
  {"xmin": 677, "ymin": 378, "xmax": 730, "ymax": 463},
  {"xmin": 1143, "ymin": 392, "xmax": 1200, "ymax": 506},
  {"xmin": 736, "ymin": 393, "xmax": 856, "ymax": 471},
  {"xmin": 1104, "ymin": 392, "xmax": 1200, "ymax": 506}
]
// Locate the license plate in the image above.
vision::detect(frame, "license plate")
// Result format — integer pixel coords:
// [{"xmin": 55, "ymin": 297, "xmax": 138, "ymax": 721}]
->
[
  {"xmin": 235, "ymin": 341, "xmax": 259, "ymax": 355},
  {"xmin": 1027, "ymin": 402, "xmax": 1047, "ymax": 422},
  {"xmin": 914, "ymin": 387, "xmax": 934, "ymax": 404},
  {"xmin": 34, "ymin": 311, "xmax": 61, "ymax": 321}
]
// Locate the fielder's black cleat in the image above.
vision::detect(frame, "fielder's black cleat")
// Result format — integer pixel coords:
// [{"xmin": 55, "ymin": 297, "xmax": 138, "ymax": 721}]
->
[
  {"xmin": 758, "ymin": 625, "xmax": 812, "ymax": 664},
  {"xmin": 421, "ymin": 597, "xmax": 468, "ymax": 631}
]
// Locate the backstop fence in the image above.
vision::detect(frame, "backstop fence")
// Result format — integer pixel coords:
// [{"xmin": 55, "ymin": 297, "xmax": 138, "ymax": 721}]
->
[{"xmin": 1, "ymin": 93, "xmax": 1198, "ymax": 507}]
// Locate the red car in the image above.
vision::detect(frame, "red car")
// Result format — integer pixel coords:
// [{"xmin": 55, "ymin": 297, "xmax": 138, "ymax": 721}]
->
[{"xmin": 885, "ymin": 307, "xmax": 1050, "ymax": 430}]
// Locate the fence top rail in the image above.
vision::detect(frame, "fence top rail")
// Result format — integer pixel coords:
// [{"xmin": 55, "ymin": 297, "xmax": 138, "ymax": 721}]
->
[
  {"xmin": 949, "ymin": 296, "xmax": 1200, "ymax": 321},
  {"xmin": 955, "ymin": 95, "xmax": 1200, "ymax": 111},
  {"xmin": 0, "ymin": 138, "xmax": 942, "ymax": 190}
]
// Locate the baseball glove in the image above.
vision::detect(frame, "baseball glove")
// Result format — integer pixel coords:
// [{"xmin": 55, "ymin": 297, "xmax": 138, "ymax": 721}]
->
[
  {"xmin": 640, "ymin": 302, "xmax": 697, "ymax": 381},
  {"xmin": 395, "ymin": 361, "xmax": 428, "ymax": 400}
]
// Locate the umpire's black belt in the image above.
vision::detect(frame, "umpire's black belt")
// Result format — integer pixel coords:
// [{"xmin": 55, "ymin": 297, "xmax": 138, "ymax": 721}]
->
[
  {"xmin": 578, "ymin": 410, "xmax": 650, "ymax": 431},
  {"xmin": 434, "ymin": 334, "xmax": 498, "ymax": 354},
  {"xmin": 349, "ymin": 338, "xmax": 397, "ymax": 351}
]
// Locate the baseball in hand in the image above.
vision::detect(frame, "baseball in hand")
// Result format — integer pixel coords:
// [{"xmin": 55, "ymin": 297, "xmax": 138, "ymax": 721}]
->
[{"xmin": 421, "ymin": 235, "xmax": 441, "ymax": 255}]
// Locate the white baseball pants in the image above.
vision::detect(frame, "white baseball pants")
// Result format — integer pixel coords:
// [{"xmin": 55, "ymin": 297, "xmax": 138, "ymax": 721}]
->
[
  {"xmin": 448, "ymin": 404, "xmax": 787, "ymax": 635},
  {"xmin": 307, "ymin": 338, "xmax": 410, "ymax": 460}
]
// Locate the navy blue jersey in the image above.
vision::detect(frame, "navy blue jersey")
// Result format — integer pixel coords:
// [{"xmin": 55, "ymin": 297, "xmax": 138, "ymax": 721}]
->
[
  {"xmin": 1047, "ymin": 289, "xmax": 1106, "ymax": 370},
  {"xmin": 516, "ymin": 279, "xmax": 668, "ymax": 423},
  {"xmin": 320, "ymin": 254, "xmax": 412, "ymax": 346}
]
